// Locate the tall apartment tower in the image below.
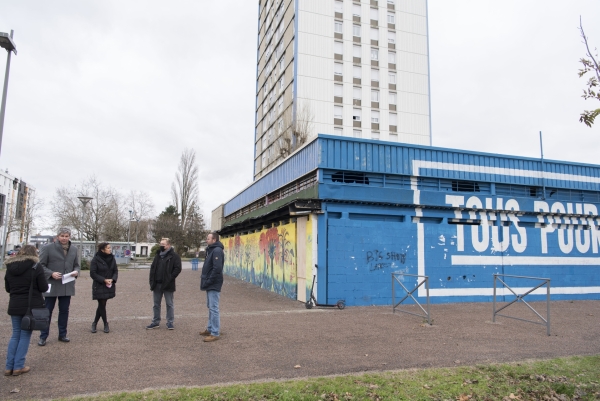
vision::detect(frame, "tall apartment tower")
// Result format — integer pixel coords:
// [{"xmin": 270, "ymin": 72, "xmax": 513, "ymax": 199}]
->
[{"xmin": 254, "ymin": 0, "xmax": 431, "ymax": 179}]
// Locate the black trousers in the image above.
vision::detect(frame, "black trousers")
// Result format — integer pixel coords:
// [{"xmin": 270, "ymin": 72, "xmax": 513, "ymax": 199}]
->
[{"xmin": 94, "ymin": 299, "xmax": 108, "ymax": 324}]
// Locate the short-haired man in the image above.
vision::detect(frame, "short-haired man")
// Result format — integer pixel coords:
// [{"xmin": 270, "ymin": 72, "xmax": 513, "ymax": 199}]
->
[
  {"xmin": 199, "ymin": 232, "xmax": 224, "ymax": 342},
  {"xmin": 147, "ymin": 238, "xmax": 182, "ymax": 330},
  {"xmin": 38, "ymin": 227, "xmax": 80, "ymax": 346}
]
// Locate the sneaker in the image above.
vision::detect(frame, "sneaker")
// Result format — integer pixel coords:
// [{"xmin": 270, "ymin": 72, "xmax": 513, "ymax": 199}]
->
[
  {"xmin": 199, "ymin": 329, "xmax": 211, "ymax": 336},
  {"xmin": 204, "ymin": 335, "xmax": 219, "ymax": 342},
  {"xmin": 166, "ymin": 323, "xmax": 174, "ymax": 330},
  {"xmin": 146, "ymin": 322, "xmax": 160, "ymax": 330},
  {"xmin": 12, "ymin": 366, "xmax": 30, "ymax": 376}
]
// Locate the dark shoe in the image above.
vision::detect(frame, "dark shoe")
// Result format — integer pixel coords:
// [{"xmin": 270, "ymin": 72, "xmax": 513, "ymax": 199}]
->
[
  {"xmin": 146, "ymin": 322, "xmax": 159, "ymax": 330},
  {"xmin": 166, "ymin": 322, "xmax": 174, "ymax": 330},
  {"xmin": 204, "ymin": 335, "xmax": 219, "ymax": 342},
  {"xmin": 4, "ymin": 370, "xmax": 12, "ymax": 376},
  {"xmin": 37, "ymin": 338, "xmax": 46, "ymax": 346},
  {"xmin": 12, "ymin": 366, "xmax": 30, "ymax": 376},
  {"xmin": 103, "ymin": 323, "xmax": 110, "ymax": 333},
  {"xmin": 199, "ymin": 329, "xmax": 211, "ymax": 336},
  {"xmin": 58, "ymin": 336, "xmax": 70, "ymax": 343},
  {"xmin": 91, "ymin": 322, "xmax": 97, "ymax": 333}
]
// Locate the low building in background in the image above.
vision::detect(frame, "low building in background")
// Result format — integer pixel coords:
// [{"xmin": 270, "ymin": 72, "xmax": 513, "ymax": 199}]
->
[{"xmin": 29, "ymin": 235, "xmax": 55, "ymax": 248}]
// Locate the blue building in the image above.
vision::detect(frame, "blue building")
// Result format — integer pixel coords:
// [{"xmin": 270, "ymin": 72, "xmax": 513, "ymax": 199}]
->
[{"xmin": 215, "ymin": 135, "xmax": 600, "ymax": 306}]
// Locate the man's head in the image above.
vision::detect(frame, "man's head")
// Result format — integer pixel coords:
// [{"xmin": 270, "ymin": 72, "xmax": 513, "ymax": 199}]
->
[
  {"xmin": 57, "ymin": 227, "xmax": 71, "ymax": 245},
  {"xmin": 207, "ymin": 232, "xmax": 219, "ymax": 245},
  {"xmin": 160, "ymin": 238, "xmax": 171, "ymax": 252}
]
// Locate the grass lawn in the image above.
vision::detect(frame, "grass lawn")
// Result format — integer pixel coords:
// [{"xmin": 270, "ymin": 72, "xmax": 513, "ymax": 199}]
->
[{"xmin": 68, "ymin": 355, "xmax": 599, "ymax": 400}]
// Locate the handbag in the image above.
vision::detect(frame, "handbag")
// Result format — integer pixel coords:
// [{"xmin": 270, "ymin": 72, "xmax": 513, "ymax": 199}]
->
[{"xmin": 21, "ymin": 265, "xmax": 50, "ymax": 331}]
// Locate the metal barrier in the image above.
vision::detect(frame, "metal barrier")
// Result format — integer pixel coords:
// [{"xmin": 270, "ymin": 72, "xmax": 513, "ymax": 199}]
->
[
  {"xmin": 391, "ymin": 272, "xmax": 431, "ymax": 325},
  {"xmin": 493, "ymin": 274, "xmax": 551, "ymax": 336}
]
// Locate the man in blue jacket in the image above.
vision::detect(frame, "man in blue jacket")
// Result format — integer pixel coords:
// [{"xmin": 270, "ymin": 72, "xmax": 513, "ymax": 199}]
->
[{"xmin": 199, "ymin": 232, "xmax": 224, "ymax": 342}]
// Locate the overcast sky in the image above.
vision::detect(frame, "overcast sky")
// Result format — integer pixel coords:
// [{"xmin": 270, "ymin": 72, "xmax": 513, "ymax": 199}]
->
[{"xmin": 1, "ymin": 1, "xmax": 599, "ymax": 233}]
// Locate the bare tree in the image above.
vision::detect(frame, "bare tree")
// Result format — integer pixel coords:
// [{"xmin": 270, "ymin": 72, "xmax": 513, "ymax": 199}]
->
[
  {"xmin": 50, "ymin": 176, "xmax": 120, "ymax": 249},
  {"xmin": 127, "ymin": 190, "xmax": 155, "ymax": 221},
  {"xmin": 100, "ymin": 192, "xmax": 128, "ymax": 242},
  {"xmin": 127, "ymin": 190, "xmax": 155, "ymax": 244},
  {"xmin": 132, "ymin": 219, "xmax": 152, "ymax": 243},
  {"xmin": 278, "ymin": 100, "xmax": 315, "ymax": 159},
  {"xmin": 2, "ymin": 205, "xmax": 21, "ymax": 252},
  {"xmin": 171, "ymin": 148, "xmax": 199, "ymax": 230},
  {"xmin": 579, "ymin": 17, "xmax": 600, "ymax": 127},
  {"xmin": 23, "ymin": 190, "xmax": 43, "ymax": 244}
]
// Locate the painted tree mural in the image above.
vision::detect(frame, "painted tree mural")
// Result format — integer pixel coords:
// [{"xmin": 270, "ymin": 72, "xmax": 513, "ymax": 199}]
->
[
  {"xmin": 223, "ymin": 222, "xmax": 298, "ymax": 300},
  {"xmin": 265, "ymin": 227, "xmax": 279, "ymax": 291},
  {"xmin": 278, "ymin": 227, "xmax": 294, "ymax": 296}
]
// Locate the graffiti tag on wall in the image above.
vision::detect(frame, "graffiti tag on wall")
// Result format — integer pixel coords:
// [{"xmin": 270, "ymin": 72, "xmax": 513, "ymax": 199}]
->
[{"xmin": 366, "ymin": 250, "xmax": 406, "ymax": 271}]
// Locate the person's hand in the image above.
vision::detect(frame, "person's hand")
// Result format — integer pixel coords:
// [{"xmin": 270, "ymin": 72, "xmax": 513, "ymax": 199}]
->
[
  {"xmin": 71, "ymin": 271, "xmax": 79, "ymax": 278},
  {"xmin": 104, "ymin": 279, "xmax": 112, "ymax": 285},
  {"xmin": 51, "ymin": 272, "xmax": 62, "ymax": 279}
]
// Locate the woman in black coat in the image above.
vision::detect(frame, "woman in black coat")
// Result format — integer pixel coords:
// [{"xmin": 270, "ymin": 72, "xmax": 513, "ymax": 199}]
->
[
  {"xmin": 4, "ymin": 245, "xmax": 49, "ymax": 376},
  {"xmin": 89, "ymin": 242, "xmax": 118, "ymax": 333}
]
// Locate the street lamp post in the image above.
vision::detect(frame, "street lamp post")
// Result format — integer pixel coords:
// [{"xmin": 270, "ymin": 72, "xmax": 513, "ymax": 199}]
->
[
  {"xmin": 0, "ymin": 30, "xmax": 17, "ymax": 157},
  {"xmin": 0, "ymin": 202, "xmax": 12, "ymax": 268},
  {"xmin": 134, "ymin": 217, "xmax": 140, "ymax": 269},
  {"xmin": 127, "ymin": 210, "xmax": 132, "ymax": 265},
  {"xmin": 77, "ymin": 196, "xmax": 93, "ymax": 264}
]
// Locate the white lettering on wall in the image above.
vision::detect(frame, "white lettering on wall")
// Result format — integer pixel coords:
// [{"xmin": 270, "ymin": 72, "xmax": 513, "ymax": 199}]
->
[
  {"xmin": 506, "ymin": 199, "xmax": 527, "ymax": 253},
  {"xmin": 446, "ymin": 195, "xmax": 465, "ymax": 251},
  {"xmin": 466, "ymin": 196, "xmax": 489, "ymax": 252},
  {"xmin": 446, "ymin": 197, "xmax": 599, "ymax": 255}
]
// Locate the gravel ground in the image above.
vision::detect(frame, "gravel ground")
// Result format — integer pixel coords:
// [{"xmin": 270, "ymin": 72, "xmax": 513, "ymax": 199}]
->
[{"xmin": 1, "ymin": 267, "xmax": 599, "ymax": 400}]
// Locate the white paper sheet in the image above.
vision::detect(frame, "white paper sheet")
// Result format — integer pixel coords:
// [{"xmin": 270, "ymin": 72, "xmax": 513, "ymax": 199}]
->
[{"xmin": 61, "ymin": 272, "xmax": 76, "ymax": 284}]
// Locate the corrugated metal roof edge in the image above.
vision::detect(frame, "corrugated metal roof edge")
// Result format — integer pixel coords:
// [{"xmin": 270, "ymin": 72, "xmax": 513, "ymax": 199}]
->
[
  {"xmin": 317, "ymin": 134, "xmax": 600, "ymax": 168},
  {"xmin": 218, "ymin": 134, "xmax": 600, "ymax": 218}
]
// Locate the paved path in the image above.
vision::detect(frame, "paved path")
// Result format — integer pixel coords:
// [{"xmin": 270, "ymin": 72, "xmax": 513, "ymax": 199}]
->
[{"xmin": 1, "ymin": 269, "xmax": 599, "ymax": 400}]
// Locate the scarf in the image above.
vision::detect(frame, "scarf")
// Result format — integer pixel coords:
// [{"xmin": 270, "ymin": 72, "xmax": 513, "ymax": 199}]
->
[
  {"xmin": 61, "ymin": 242, "xmax": 70, "ymax": 256},
  {"xmin": 97, "ymin": 250, "xmax": 114, "ymax": 265}
]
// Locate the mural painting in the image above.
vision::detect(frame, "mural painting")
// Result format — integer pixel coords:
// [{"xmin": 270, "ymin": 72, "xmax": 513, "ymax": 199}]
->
[
  {"xmin": 305, "ymin": 216, "xmax": 313, "ymax": 302},
  {"xmin": 223, "ymin": 222, "xmax": 298, "ymax": 300}
]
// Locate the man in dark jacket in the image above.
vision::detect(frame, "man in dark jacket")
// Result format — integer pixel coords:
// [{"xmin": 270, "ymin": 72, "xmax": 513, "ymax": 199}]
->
[
  {"xmin": 38, "ymin": 227, "xmax": 80, "ymax": 346},
  {"xmin": 199, "ymin": 232, "xmax": 224, "ymax": 342},
  {"xmin": 146, "ymin": 238, "xmax": 181, "ymax": 330}
]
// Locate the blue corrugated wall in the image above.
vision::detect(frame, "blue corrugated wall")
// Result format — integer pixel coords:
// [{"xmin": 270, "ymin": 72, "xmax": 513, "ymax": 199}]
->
[{"xmin": 223, "ymin": 135, "xmax": 600, "ymax": 305}]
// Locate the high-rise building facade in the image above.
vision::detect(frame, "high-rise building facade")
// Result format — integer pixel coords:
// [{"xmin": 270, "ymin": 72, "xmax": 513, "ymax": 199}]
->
[{"xmin": 254, "ymin": 0, "xmax": 431, "ymax": 179}]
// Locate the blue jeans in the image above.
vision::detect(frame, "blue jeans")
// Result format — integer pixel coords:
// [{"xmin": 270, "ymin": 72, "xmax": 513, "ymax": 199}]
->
[
  {"xmin": 40, "ymin": 296, "xmax": 71, "ymax": 339},
  {"xmin": 206, "ymin": 290, "xmax": 220, "ymax": 336},
  {"xmin": 5, "ymin": 315, "xmax": 32, "ymax": 370},
  {"xmin": 152, "ymin": 284, "xmax": 174, "ymax": 325}
]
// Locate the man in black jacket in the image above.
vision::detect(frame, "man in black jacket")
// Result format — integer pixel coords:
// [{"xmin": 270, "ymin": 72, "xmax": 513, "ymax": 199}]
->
[
  {"xmin": 199, "ymin": 232, "xmax": 224, "ymax": 342},
  {"xmin": 146, "ymin": 238, "xmax": 181, "ymax": 330}
]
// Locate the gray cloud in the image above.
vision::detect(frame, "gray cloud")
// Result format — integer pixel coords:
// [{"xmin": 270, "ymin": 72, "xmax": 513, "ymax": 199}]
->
[{"xmin": 1, "ymin": 1, "xmax": 599, "ymax": 233}]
